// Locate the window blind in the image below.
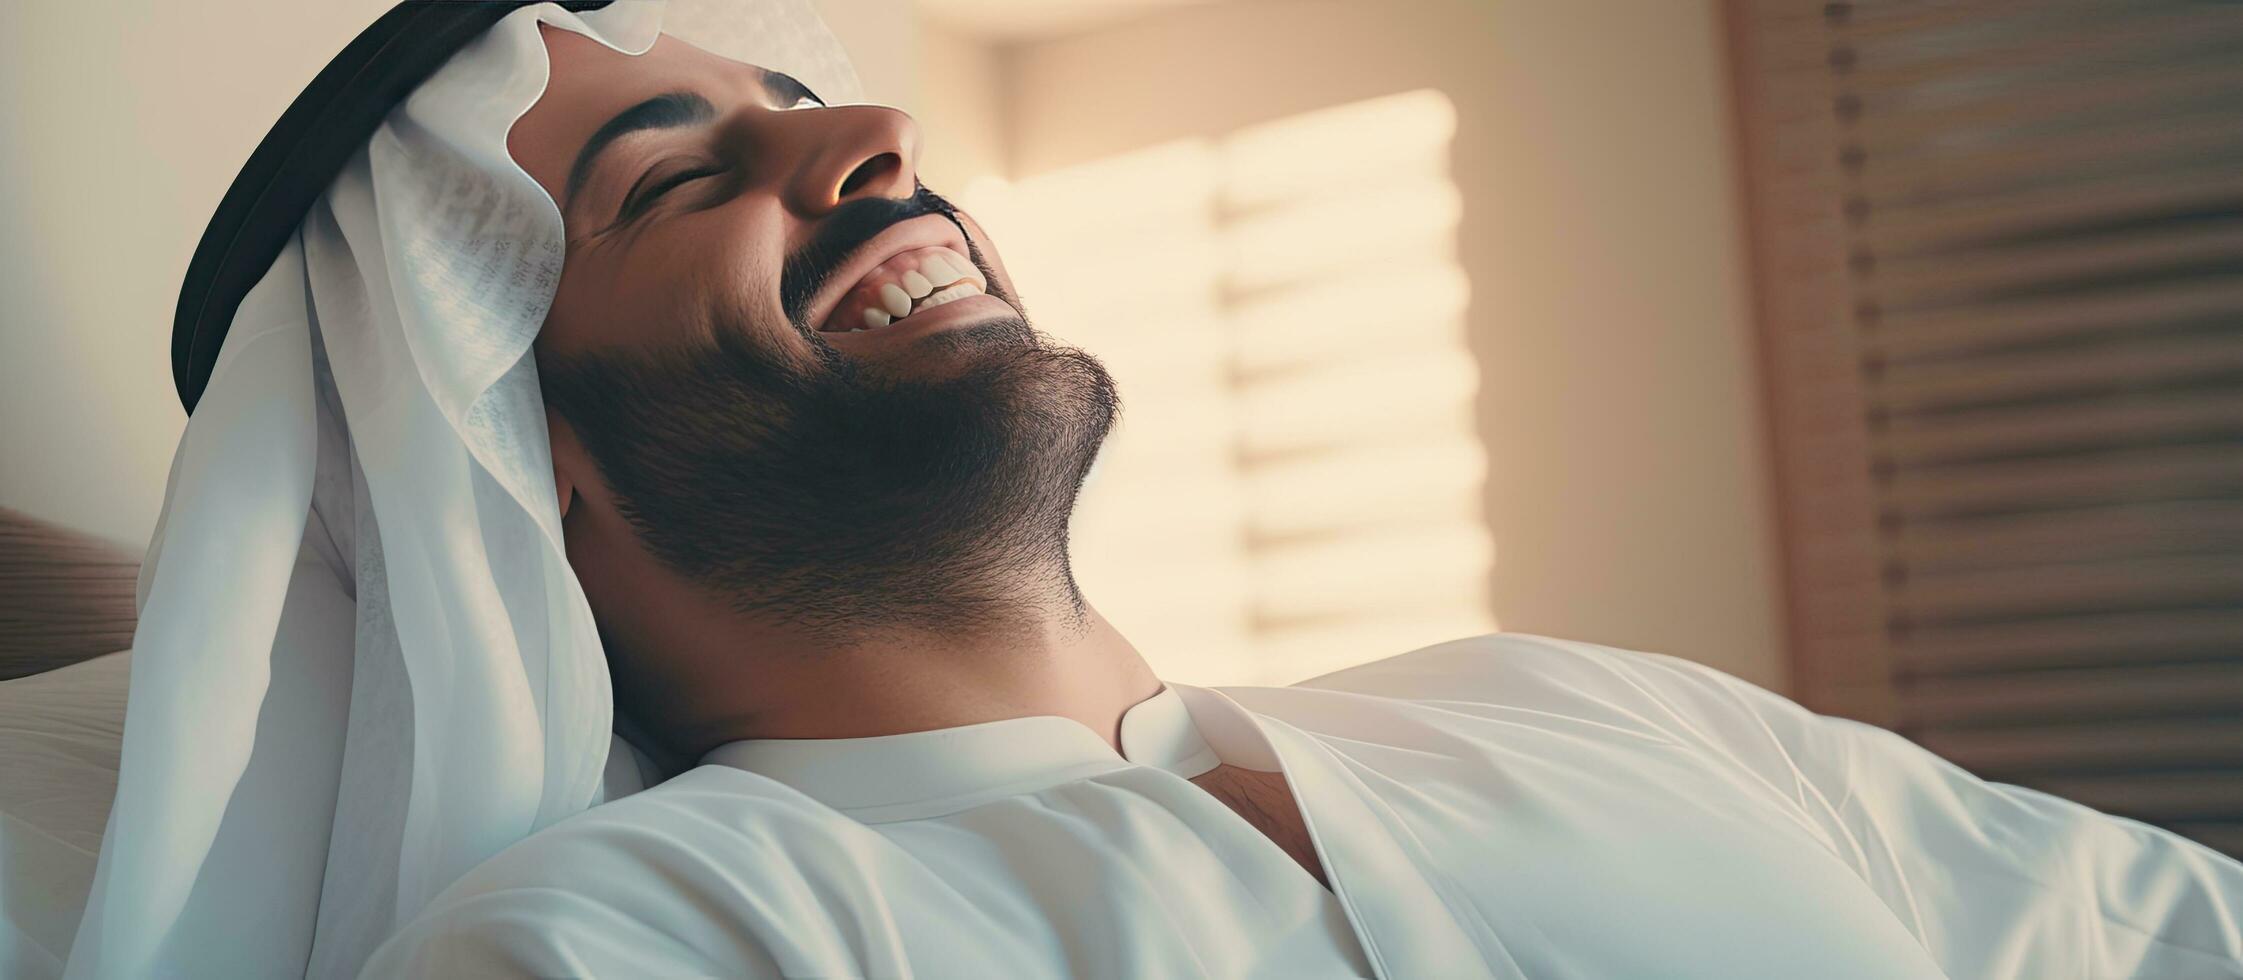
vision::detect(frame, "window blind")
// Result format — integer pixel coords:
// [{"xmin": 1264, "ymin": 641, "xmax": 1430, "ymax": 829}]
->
[
  {"xmin": 0, "ymin": 508, "xmax": 140, "ymax": 680},
  {"xmin": 1727, "ymin": 0, "xmax": 2243, "ymax": 857}
]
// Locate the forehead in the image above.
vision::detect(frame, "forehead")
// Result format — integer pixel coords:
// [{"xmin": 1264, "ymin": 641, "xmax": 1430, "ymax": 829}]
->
[{"xmin": 508, "ymin": 28, "xmax": 763, "ymax": 203}]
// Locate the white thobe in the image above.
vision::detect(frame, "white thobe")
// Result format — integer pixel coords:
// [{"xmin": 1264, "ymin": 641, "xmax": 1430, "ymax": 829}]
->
[{"xmin": 363, "ymin": 634, "xmax": 2243, "ymax": 979}]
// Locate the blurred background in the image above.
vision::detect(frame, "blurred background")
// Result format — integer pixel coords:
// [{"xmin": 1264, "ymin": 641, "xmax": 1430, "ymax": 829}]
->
[{"xmin": 1, "ymin": 0, "xmax": 2237, "ymax": 856}]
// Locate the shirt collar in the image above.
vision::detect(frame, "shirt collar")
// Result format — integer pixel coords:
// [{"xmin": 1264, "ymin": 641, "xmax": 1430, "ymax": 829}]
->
[{"xmin": 700, "ymin": 682, "xmax": 1229, "ymax": 818}]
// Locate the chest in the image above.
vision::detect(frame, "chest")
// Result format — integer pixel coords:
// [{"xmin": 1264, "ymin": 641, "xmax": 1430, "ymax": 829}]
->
[
  {"xmin": 1289, "ymin": 712, "xmax": 1950, "ymax": 979},
  {"xmin": 1189, "ymin": 763, "xmax": 1331, "ymax": 890}
]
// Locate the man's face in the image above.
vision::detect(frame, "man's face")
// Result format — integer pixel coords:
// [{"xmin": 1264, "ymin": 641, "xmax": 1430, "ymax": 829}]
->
[
  {"xmin": 508, "ymin": 28, "xmax": 1015, "ymax": 370},
  {"xmin": 504, "ymin": 26, "xmax": 1117, "ymax": 679}
]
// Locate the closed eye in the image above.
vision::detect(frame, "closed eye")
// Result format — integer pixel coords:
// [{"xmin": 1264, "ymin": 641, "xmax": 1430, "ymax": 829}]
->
[
  {"xmin": 625, "ymin": 166, "xmax": 722, "ymax": 217},
  {"xmin": 611, "ymin": 80, "xmax": 819, "ymax": 223}
]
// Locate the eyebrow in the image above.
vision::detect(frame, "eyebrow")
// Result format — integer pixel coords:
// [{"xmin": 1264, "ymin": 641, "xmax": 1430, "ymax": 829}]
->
[
  {"xmin": 563, "ymin": 90, "xmax": 717, "ymax": 211},
  {"xmin": 560, "ymin": 73, "xmax": 825, "ymax": 216}
]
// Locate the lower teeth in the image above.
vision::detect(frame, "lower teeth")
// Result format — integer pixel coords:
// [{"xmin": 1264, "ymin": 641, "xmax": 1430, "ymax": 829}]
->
[{"xmin": 914, "ymin": 283, "xmax": 978, "ymax": 313}]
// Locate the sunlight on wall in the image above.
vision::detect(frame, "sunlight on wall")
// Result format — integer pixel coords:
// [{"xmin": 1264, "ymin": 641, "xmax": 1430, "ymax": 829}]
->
[{"xmin": 968, "ymin": 90, "xmax": 1493, "ymax": 686}]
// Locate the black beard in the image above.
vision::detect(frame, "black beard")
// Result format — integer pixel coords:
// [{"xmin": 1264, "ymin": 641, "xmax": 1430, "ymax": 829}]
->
[{"xmin": 537, "ymin": 310, "xmax": 1120, "ymax": 642}]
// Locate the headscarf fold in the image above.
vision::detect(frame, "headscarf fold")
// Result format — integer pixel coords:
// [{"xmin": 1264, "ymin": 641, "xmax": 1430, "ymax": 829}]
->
[{"xmin": 68, "ymin": 3, "xmax": 863, "ymax": 976}]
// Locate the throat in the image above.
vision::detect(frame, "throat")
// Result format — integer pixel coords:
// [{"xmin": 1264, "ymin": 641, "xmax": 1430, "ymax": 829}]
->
[{"xmin": 1188, "ymin": 763, "xmax": 1331, "ymax": 892}]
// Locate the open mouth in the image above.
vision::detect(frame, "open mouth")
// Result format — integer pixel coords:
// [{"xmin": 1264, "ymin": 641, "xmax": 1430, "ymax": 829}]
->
[{"xmin": 817, "ymin": 244, "xmax": 989, "ymax": 334}]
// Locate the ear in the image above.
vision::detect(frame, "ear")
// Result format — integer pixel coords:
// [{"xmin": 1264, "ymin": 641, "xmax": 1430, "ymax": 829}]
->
[{"xmin": 546, "ymin": 408, "xmax": 588, "ymax": 521}]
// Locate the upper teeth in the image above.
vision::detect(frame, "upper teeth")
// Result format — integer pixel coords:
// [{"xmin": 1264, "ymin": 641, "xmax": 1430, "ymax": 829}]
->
[{"xmin": 850, "ymin": 249, "xmax": 985, "ymax": 331}]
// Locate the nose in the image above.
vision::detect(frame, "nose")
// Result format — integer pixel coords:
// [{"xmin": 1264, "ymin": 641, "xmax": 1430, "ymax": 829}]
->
[{"xmin": 775, "ymin": 104, "xmax": 922, "ymax": 217}]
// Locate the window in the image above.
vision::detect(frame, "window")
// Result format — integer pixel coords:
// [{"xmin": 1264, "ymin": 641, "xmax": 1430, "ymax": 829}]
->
[{"xmin": 968, "ymin": 91, "xmax": 1494, "ymax": 686}]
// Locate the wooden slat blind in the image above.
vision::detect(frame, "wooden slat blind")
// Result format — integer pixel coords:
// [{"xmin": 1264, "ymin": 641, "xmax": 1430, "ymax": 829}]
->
[
  {"xmin": 1727, "ymin": 0, "xmax": 2243, "ymax": 858},
  {"xmin": 0, "ymin": 508, "xmax": 140, "ymax": 680}
]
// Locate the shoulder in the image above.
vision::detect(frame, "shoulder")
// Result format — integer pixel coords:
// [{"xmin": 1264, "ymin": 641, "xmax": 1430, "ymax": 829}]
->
[
  {"xmin": 1292, "ymin": 632, "xmax": 1737, "ymax": 705},
  {"xmin": 1291, "ymin": 632, "xmax": 1849, "ymax": 761},
  {"xmin": 361, "ymin": 766, "xmax": 858, "ymax": 977},
  {"xmin": 460, "ymin": 765, "xmax": 849, "ymax": 893}
]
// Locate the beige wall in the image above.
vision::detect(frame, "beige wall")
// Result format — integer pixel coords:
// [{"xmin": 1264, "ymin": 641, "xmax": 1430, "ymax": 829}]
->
[
  {"xmin": 997, "ymin": 0, "xmax": 1787, "ymax": 687},
  {"xmin": 0, "ymin": 0, "xmax": 1784, "ymax": 688},
  {"xmin": 907, "ymin": 22, "xmax": 1009, "ymax": 192},
  {"xmin": 0, "ymin": 0, "xmax": 397, "ymax": 547}
]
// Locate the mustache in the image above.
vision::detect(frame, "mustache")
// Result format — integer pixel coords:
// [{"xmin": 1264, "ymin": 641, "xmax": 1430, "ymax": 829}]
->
[{"xmin": 779, "ymin": 183, "xmax": 969, "ymax": 331}]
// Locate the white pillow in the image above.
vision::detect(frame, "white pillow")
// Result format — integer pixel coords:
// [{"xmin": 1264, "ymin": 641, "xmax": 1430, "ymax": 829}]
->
[
  {"xmin": 0, "ymin": 650, "xmax": 129, "ymax": 979},
  {"xmin": 0, "ymin": 649, "xmax": 668, "ymax": 979}
]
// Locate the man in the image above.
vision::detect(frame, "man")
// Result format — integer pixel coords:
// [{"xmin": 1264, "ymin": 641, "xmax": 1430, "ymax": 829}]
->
[
  {"xmin": 76, "ymin": 3, "xmax": 2243, "ymax": 978},
  {"xmin": 364, "ymin": 15, "xmax": 2243, "ymax": 980}
]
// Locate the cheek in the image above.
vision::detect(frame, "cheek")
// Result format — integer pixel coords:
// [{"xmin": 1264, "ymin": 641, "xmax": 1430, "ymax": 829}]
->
[
  {"xmin": 679, "ymin": 233, "xmax": 791, "ymax": 340},
  {"xmin": 540, "ymin": 248, "xmax": 647, "ymax": 356},
  {"xmin": 545, "ymin": 210, "xmax": 796, "ymax": 355},
  {"xmin": 541, "ymin": 244, "xmax": 715, "ymax": 354}
]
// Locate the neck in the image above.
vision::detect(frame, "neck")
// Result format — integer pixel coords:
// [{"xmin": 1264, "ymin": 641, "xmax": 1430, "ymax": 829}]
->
[{"xmin": 635, "ymin": 582, "xmax": 1163, "ymax": 761}]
